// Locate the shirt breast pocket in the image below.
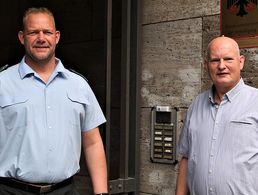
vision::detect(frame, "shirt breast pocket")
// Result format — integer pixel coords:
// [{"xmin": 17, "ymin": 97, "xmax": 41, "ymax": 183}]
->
[
  {"xmin": 230, "ymin": 119, "xmax": 258, "ymax": 187},
  {"xmin": 0, "ymin": 95, "xmax": 29, "ymax": 130},
  {"xmin": 230, "ymin": 120, "xmax": 258, "ymax": 150},
  {"xmin": 66, "ymin": 92, "xmax": 90, "ymax": 127}
]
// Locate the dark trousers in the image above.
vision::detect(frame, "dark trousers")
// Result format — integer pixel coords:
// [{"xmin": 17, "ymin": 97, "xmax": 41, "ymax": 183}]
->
[{"xmin": 0, "ymin": 183, "xmax": 80, "ymax": 195}]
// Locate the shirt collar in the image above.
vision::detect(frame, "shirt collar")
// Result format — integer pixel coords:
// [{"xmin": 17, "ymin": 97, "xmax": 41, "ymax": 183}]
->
[
  {"xmin": 209, "ymin": 78, "xmax": 244, "ymax": 104},
  {"xmin": 208, "ymin": 86, "xmax": 216, "ymax": 105},
  {"xmin": 225, "ymin": 78, "xmax": 244, "ymax": 102},
  {"xmin": 18, "ymin": 57, "xmax": 69, "ymax": 79}
]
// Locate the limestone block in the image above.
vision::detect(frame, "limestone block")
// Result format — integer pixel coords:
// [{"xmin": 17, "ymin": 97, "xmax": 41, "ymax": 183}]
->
[
  {"xmin": 140, "ymin": 108, "xmax": 152, "ymax": 143},
  {"xmin": 139, "ymin": 164, "xmax": 177, "ymax": 195},
  {"xmin": 175, "ymin": 107, "xmax": 187, "ymax": 144},
  {"xmin": 202, "ymin": 15, "xmax": 220, "ymax": 55},
  {"xmin": 142, "ymin": 0, "xmax": 220, "ymax": 24},
  {"xmin": 241, "ymin": 48, "xmax": 258, "ymax": 88},
  {"xmin": 141, "ymin": 18, "xmax": 202, "ymax": 108},
  {"xmin": 202, "ymin": 15, "xmax": 220, "ymax": 91}
]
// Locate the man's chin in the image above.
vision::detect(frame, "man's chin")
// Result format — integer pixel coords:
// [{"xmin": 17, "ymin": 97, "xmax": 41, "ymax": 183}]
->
[
  {"xmin": 30, "ymin": 54, "xmax": 54, "ymax": 64},
  {"xmin": 215, "ymin": 77, "xmax": 231, "ymax": 84},
  {"xmin": 215, "ymin": 80, "xmax": 237, "ymax": 90}
]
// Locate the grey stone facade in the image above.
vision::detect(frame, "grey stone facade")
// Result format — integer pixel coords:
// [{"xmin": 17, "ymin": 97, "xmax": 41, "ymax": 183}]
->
[{"xmin": 139, "ymin": 0, "xmax": 258, "ymax": 194}]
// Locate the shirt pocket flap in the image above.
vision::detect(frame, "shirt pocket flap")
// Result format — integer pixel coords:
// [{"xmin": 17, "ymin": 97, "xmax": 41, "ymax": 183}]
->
[
  {"xmin": 0, "ymin": 95, "xmax": 28, "ymax": 108},
  {"xmin": 67, "ymin": 92, "xmax": 90, "ymax": 105},
  {"xmin": 230, "ymin": 120, "xmax": 252, "ymax": 125}
]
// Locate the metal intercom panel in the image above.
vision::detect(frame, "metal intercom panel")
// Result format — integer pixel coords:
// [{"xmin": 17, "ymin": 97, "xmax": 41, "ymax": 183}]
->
[{"xmin": 151, "ymin": 106, "xmax": 177, "ymax": 164}]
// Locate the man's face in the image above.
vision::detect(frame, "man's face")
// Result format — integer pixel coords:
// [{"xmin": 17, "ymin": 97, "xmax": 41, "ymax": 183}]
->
[
  {"xmin": 18, "ymin": 13, "xmax": 60, "ymax": 65},
  {"xmin": 205, "ymin": 38, "xmax": 245, "ymax": 92}
]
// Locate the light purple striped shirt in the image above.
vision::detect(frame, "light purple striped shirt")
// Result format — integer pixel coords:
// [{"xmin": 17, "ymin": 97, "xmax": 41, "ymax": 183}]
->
[{"xmin": 177, "ymin": 79, "xmax": 258, "ymax": 195}]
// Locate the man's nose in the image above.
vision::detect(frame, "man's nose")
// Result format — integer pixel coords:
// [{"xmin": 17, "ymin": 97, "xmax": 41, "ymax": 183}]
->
[
  {"xmin": 37, "ymin": 31, "xmax": 45, "ymax": 40},
  {"xmin": 218, "ymin": 59, "xmax": 226, "ymax": 69}
]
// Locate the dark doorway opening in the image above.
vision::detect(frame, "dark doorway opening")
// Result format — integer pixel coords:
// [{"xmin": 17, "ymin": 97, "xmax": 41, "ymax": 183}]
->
[{"xmin": 0, "ymin": 0, "xmax": 141, "ymax": 194}]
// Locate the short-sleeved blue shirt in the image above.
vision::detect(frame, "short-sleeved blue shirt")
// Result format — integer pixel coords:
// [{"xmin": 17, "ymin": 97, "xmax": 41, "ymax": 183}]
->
[{"xmin": 0, "ymin": 57, "xmax": 106, "ymax": 183}]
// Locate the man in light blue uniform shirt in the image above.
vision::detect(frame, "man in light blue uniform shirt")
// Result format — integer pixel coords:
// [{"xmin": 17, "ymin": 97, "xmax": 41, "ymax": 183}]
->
[
  {"xmin": 0, "ymin": 7, "xmax": 108, "ymax": 195},
  {"xmin": 176, "ymin": 36, "xmax": 258, "ymax": 195}
]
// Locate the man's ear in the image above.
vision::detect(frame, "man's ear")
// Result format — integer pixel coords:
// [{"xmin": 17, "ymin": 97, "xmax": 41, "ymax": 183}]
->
[
  {"xmin": 239, "ymin": 55, "xmax": 245, "ymax": 70},
  {"xmin": 18, "ymin": 31, "xmax": 25, "ymax": 45},
  {"xmin": 55, "ymin": 30, "xmax": 60, "ymax": 44}
]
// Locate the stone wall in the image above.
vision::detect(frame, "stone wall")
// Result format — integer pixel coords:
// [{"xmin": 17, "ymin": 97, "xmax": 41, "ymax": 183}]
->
[{"xmin": 139, "ymin": 0, "xmax": 258, "ymax": 194}]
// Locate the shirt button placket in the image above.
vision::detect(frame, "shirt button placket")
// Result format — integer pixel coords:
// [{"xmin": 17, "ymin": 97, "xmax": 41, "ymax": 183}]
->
[
  {"xmin": 208, "ymin": 107, "xmax": 221, "ymax": 195},
  {"xmin": 45, "ymin": 87, "xmax": 53, "ymax": 174},
  {"xmin": 209, "ymin": 187, "xmax": 214, "ymax": 194},
  {"xmin": 210, "ymin": 105, "xmax": 223, "ymax": 194}
]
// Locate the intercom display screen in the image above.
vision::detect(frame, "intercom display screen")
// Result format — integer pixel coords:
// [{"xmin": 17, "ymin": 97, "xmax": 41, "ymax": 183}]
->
[{"xmin": 156, "ymin": 112, "xmax": 171, "ymax": 123}]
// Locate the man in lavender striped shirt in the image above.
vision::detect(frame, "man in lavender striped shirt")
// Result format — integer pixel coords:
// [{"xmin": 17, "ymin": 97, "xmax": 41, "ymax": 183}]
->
[{"xmin": 176, "ymin": 36, "xmax": 258, "ymax": 195}]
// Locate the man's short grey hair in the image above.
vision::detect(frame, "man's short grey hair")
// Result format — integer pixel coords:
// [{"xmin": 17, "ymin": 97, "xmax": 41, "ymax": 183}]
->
[{"xmin": 22, "ymin": 7, "xmax": 56, "ymax": 30}]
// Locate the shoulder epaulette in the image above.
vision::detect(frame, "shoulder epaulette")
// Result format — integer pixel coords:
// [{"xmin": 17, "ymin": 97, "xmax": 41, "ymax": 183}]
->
[
  {"xmin": 0, "ymin": 64, "xmax": 9, "ymax": 72},
  {"xmin": 69, "ymin": 68, "xmax": 88, "ymax": 82}
]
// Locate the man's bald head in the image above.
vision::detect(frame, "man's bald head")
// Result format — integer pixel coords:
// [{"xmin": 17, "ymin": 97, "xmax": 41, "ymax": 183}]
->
[{"xmin": 206, "ymin": 36, "xmax": 240, "ymax": 61}]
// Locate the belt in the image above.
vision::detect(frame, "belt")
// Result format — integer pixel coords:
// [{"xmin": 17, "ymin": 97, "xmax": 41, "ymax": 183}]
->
[{"xmin": 0, "ymin": 176, "xmax": 73, "ymax": 194}]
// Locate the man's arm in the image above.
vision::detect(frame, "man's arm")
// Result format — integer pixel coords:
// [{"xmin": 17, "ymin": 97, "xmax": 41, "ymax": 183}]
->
[
  {"xmin": 82, "ymin": 127, "xmax": 108, "ymax": 194},
  {"xmin": 175, "ymin": 157, "xmax": 189, "ymax": 195}
]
